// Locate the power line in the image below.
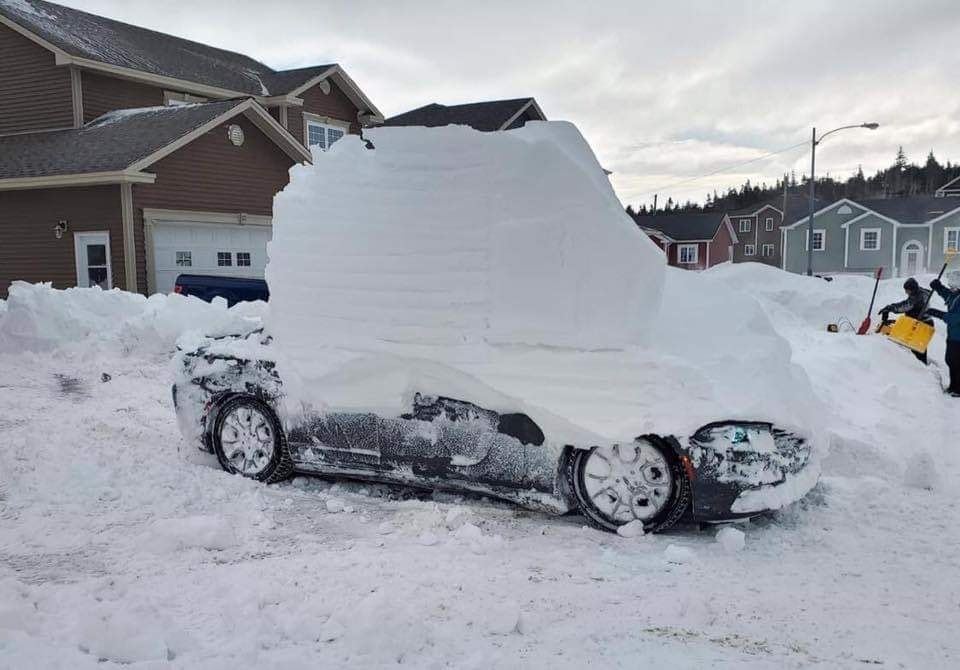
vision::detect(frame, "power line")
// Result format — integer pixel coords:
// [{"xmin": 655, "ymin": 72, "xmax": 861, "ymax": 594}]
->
[{"xmin": 632, "ymin": 140, "xmax": 809, "ymax": 199}]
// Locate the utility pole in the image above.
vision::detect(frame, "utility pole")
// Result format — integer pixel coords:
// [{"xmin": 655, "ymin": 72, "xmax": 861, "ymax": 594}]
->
[
  {"xmin": 806, "ymin": 128, "xmax": 816, "ymax": 277},
  {"xmin": 652, "ymin": 193, "xmax": 658, "ymax": 217},
  {"xmin": 805, "ymin": 123, "xmax": 880, "ymax": 277}
]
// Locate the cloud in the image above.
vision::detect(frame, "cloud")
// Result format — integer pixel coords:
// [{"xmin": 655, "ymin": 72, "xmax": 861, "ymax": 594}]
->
[{"xmin": 61, "ymin": 0, "xmax": 960, "ymax": 207}]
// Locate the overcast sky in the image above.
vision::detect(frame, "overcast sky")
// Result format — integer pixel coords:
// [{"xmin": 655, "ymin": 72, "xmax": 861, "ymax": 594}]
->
[{"xmin": 61, "ymin": 0, "xmax": 960, "ymax": 208}]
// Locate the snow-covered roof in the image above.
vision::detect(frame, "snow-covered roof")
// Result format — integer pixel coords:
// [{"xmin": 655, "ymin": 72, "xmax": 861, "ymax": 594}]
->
[
  {"xmin": 0, "ymin": 98, "xmax": 311, "ymax": 181},
  {"xmin": 0, "ymin": 0, "xmax": 370, "ymax": 106}
]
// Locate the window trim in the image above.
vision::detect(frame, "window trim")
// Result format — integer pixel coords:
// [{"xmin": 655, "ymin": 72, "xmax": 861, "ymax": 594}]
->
[
  {"xmin": 217, "ymin": 251, "xmax": 233, "ymax": 267},
  {"xmin": 175, "ymin": 250, "xmax": 192, "ymax": 267},
  {"xmin": 762, "ymin": 243, "xmax": 775, "ymax": 257},
  {"xmin": 73, "ymin": 231, "xmax": 112, "ymax": 289},
  {"xmin": 744, "ymin": 243, "xmax": 756, "ymax": 256},
  {"xmin": 765, "ymin": 217, "xmax": 774, "ymax": 231},
  {"xmin": 806, "ymin": 230, "xmax": 826, "ymax": 251},
  {"xmin": 303, "ymin": 112, "xmax": 350, "ymax": 150},
  {"xmin": 739, "ymin": 218, "xmax": 752, "ymax": 233},
  {"xmin": 677, "ymin": 243, "xmax": 699, "ymax": 265},
  {"xmin": 859, "ymin": 227, "xmax": 882, "ymax": 251},
  {"xmin": 944, "ymin": 227, "xmax": 960, "ymax": 253},
  {"xmin": 236, "ymin": 251, "xmax": 251, "ymax": 267}
]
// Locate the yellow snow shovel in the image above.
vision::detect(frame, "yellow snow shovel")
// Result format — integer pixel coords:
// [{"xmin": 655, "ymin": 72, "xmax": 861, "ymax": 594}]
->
[{"xmin": 886, "ymin": 251, "xmax": 957, "ymax": 353}]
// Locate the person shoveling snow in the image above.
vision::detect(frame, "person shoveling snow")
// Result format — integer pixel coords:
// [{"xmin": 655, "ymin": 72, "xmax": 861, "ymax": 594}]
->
[
  {"xmin": 879, "ymin": 278, "xmax": 933, "ymax": 364},
  {"xmin": 926, "ymin": 277, "xmax": 960, "ymax": 396}
]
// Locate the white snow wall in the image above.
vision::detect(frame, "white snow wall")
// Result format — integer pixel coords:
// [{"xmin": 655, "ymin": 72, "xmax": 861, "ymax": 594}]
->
[{"xmin": 267, "ymin": 122, "xmax": 665, "ymax": 357}]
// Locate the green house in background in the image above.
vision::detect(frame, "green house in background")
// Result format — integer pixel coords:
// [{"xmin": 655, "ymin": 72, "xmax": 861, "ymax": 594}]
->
[{"xmin": 782, "ymin": 195, "xmax": 960, "ymax": 277}]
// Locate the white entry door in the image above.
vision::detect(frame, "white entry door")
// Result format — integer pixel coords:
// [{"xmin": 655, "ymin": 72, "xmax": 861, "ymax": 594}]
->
[
  {"xmin": 151, "ymin": 219, "xmax": 272, "ymax": 294},
  {"xmin": 900, "ymin": 241, "xmax": 924, "ymax": 277},
  {"xmin": 73, "ymin": 232, "xmax": 112, "ymax": 289}
]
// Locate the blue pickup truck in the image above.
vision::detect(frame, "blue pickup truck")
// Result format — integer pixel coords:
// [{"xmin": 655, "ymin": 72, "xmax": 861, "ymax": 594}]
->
[{"xmin": 173, "ymin": 274, "xmax": 269, "ymax": 306}]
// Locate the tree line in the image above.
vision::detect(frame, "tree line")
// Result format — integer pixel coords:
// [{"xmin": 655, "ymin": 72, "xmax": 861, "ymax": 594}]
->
[{"xmin": 626, "ymin": 148, "xmax": 960, "ymax": 217}]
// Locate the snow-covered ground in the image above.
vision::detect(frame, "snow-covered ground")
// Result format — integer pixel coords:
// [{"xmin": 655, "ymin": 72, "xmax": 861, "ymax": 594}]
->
[{"xmin": 1, "ymin": 267, "xmax": 957, "ymax": 669}]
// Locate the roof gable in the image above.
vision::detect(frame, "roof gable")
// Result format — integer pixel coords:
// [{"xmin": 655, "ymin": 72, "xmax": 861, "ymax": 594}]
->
[{"xmin": 384, "ymin": 98, "xmax": 545, "ymax": 132}]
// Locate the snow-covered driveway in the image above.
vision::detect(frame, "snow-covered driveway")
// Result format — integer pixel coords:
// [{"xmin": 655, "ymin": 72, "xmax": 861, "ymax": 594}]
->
[{"xmin": 2, "ymin": 298, "xmax": 958, "ymax": 669}]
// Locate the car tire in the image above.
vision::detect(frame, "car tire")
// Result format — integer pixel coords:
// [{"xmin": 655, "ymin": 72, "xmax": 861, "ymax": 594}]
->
[
  {"xmin": 567, "ymin": 437, "xmax": 690, "ymax": 533},
  {"xmin": 209, "ymin": 394, "xmax": 293, "ymax": 484}
]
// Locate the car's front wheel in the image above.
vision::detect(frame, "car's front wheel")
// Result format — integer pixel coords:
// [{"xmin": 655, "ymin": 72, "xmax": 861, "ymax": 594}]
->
[
  {"xmin": 209, "ymin": 394, "xmax": 293, "ymax": 484},
  {"xmin": 568, "ymin": 438, "xmax": 690, "ymax": 533}
]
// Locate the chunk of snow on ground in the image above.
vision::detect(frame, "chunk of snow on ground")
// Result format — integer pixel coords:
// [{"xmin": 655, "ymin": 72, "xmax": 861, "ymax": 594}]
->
[
  {"xmin": 417, "ymin": 531, "xmax": 438, "ymax": 546},
  {"xmin": 141, "ymin": 515, "xmax": 237, "ymax": 552},
  {"xmin": 904, "ymin": 452, "xmax": 939, "ymax": 490},
  {"xmin": 664, "ymin": 544, "xmax": 697, "ymax": 564},
  {"xmin": 715, "ymin": 526, "xmax": 746, "ymax": 553},
  {"xmin": 325, "ymin": 498, "xmax": 345, "ymax": 513},
  {"xmin": 453, "ymin": 521, "xmax": 483, "ymax": 542},
  {"xmin": 616, "ymin": 520, "xmax": 646, "ymax": 538}
]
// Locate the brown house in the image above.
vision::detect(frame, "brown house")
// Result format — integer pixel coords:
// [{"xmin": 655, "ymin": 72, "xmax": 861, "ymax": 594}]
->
[
  {"xmin": 0, "ymin": 0, "xmax": 382, "ymax": 297},
  {"xmin": 725, "ymin": 203, "xmax": 785, "ymax": 267},
  {"xmin": 635, "ymin": 213, "xmax": 738, "ymax": 271},
  {"xmin": 384, "ymin": 98, "xmax": 546, "ymax": 131}
]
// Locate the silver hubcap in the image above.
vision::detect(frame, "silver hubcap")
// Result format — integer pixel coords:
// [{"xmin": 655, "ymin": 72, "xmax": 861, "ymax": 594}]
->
[
  {"xmin": 582, "ymin": 440, "xmax": 674, "ymax": 523},
  {"xmin": 220, "ymin": 405, "xmax": 275, "ymax": 476}
]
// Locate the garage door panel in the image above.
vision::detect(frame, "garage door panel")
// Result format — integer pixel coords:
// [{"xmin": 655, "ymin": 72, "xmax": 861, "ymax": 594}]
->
[{"xmin": 151, "ymin": 219, "xmax": 271, "ymax": 294}]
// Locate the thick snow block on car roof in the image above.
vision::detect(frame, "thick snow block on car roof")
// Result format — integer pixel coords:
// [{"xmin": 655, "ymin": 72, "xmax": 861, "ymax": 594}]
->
[{"xmin": 267, "ymin": 122, "xmax": 664, "ymax": 355}]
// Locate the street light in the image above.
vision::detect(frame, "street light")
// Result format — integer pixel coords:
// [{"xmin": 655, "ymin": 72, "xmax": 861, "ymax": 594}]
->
[{"xmin": 806, "ymin": 123, "xmax": 880, "ymax": 276}]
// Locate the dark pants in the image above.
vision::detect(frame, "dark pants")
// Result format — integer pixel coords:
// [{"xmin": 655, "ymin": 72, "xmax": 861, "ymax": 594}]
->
[{"xmin": 947, "ymin": 340, "xmax": 960, "ymax": 394}]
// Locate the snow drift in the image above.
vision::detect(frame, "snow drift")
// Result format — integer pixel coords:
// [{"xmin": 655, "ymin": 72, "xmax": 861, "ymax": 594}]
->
[
  {"xmin": 267, "ymin": 122, "xmax": 665, "ymax": 355},
  {"xmin": 263, "ymin": 122, "xmax": 822, "ymax": 450},
  {"xmin": 0, "ymin": 281, "xmax": 265, "ymax": 355}
]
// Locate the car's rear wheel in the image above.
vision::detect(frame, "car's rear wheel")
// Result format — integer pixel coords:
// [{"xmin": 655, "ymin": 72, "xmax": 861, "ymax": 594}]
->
[
  {"xmin": 210, "ymin": 395, "xmax": 293, "ymax": 484},
  {"xmin": 568, "ymin": 438, "xmax": 690, "ymax": 533}
]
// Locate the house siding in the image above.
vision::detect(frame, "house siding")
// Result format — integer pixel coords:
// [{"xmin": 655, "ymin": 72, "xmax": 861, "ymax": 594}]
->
[
  {"xmin": 131, "ymin": 116, "xmax": 295, "ymax": 293},
  {"xmin": 731, "ymin": 206, "xmax": 784, "ymax": 266},
  {"xmin": 82, "ymin": 71, "xmax": 163, "ymax": 123},
  {"xmin": 845, "ymin": 214, "xmax": 895, "ymax": 273},
  {"xmin": 292, "ymin": 80, "xmax": 362, "ymax": 146},
  {"xmin": 0, "ymin": 23, "xmax": 73, "ymax": 135},
  {"xmin": 708, "ymin": 223, "xmax": 734, "ymax": 266},
  {"xmin": 930, "ymin": 209, "xmax": 960, "ymax": 269},
  {"xmin": 784, "ymin": 202, "xmax": 865, "ymax": 274},
  {"xmin": 0, "ymin": 186, "xmax": 124, "ymax": 297}
]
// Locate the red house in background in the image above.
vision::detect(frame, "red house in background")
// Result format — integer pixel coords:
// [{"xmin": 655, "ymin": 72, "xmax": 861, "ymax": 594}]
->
[{"xmin": 635, "ymin": 213, "xmax": 738, "ymax": 270}]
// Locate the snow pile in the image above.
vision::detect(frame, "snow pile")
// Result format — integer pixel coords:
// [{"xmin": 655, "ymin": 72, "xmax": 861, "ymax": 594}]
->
[
  {"xmin": 268, "ymin": 122, "xmax": 664, "ymax": 356},
  {"xmin": 0, "ymin": 281, "xmax": 265, "ymax": 355},
  {"xmin": 264, "ymin": 123, "xmax": 822, "ymax": 448}
]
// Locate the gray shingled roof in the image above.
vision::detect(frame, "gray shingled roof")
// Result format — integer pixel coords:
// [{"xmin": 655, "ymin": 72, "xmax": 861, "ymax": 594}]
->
[
  {"xmin": 0, "ymin": 0, "xmax": 335, "ymax": 96},
  {"xmin": 635, "ymin": 213, "xmax": 725, "ymax": 242},
  {"xmin": 0, "ymin": 99, "xmax": 244, "ymax": 179},
  {"xmin": 383, "ymin": 98, "xmax": 542, "ymax": 132},
  {"xmin": 852, "ymin": 196, "xmax": 960, "ymax": 225}
]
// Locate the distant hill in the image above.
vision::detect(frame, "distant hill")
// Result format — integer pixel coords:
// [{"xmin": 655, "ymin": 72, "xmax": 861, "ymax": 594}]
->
[{"xmin": 626, "ymin": 147, "xmax": 960, "ymax": 217}]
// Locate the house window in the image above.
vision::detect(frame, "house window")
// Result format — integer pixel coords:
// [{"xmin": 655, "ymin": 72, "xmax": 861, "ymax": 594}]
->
[
  {"xmin": 175, "ymin": 251, "xmax": 192, "ymax": 267},
  {"xmin": 837, "ymin": 204, "xmax": 853, "ymax": 215},
  {"xmin": 739, "ymin": 219, "xmax": 751, "ymax": 233},
  {"xmin": 236, "ymin": 252, "xmax": 251, "ymax": 267},
  {"xmin": 744, "ymin": 244, "xmax": 756, "ymax": 256},
  {"xmin": 305, "ymin": 118, "xmax": 347, "ymax": 150},
  {"xmin": 860, "ymin": 228, "xmax": 882, "ymax": 251},
  {"xmin": 762, "ymin": 243, "xmax": 774, "ymax": 257},
  {"xmin": 945, "ymin": 228, "xmax": 960, "ymax": 253},
  {"xmin": 217, "ymin": 252, "xmax": 232, "ymax": 267},
  {"xmin": 678, "ymin": 244, "xmax": 699, "ymax": 265},
  {"xmin": 806, "ymin": 230, "xmax": 825, "ymax": 251},
  {"xmin": 765, "ymin": 217, "xmax": 774, "ymax": 231}
]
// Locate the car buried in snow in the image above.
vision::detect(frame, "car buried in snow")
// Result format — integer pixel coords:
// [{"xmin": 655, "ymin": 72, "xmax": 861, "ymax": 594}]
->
[{"xmin": 171, "ymin": 122, "xmax": 820, "ymax": 533}]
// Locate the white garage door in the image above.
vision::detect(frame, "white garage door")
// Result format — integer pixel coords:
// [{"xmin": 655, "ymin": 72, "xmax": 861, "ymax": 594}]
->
[{"xmin": 151, "ymin": 219, "xmax": 272, "ymax": 294}]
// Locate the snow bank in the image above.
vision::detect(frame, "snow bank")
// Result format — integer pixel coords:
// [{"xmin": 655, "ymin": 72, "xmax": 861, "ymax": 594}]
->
[
  {"xmin": 0, "ymin": 281, "xmax": 265, "ymax": 355},
  {"xmin": 268, "ymin": 122, "xmax": 664, "ymax": 357}
]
